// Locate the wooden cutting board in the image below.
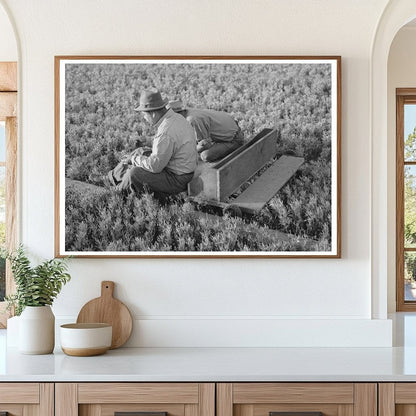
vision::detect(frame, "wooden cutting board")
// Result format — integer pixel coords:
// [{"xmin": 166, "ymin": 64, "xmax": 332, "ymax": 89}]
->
[{"xmin": 76, "ymin": 281, "xmax": 133, "ymax": 349}]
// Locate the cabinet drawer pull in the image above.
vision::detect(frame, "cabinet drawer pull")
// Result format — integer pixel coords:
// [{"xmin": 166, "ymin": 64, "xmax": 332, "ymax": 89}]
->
[
  {"xmin": 270, "ymin": 413, "xmax": 323, "ymax": 416},
  {"xmin": 115, "ymin": 413, "xmax": 168, "ymax": 416}
]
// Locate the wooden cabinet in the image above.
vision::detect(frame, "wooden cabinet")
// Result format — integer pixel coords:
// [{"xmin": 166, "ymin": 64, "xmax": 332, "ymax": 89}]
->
[
  {"xmin": 217, "ymin": 383, "xmax": 377, "ymax": 416},
  {"xmin": 0, "ymin": 381, "xmax": 408, "ymax": 416},
  {"xmin": 55, "ymin": 383, "xmax": 215, "ymax": 416},
  {"xmin": 0, "ymin": 383, "xmax": 53, "ymax": 415},
  {"xmin": 379, "ymin": 383, "xmax": 416, "ymax": 416},
  {"xmin": 53, "ymin": 382, "xmax": 380, "ymax": 416}
]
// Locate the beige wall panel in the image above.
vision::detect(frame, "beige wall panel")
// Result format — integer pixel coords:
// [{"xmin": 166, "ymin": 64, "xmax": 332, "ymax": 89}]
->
[{"xmin": 5, "ymin": 0, "xmax": 389, "ymax": 348}]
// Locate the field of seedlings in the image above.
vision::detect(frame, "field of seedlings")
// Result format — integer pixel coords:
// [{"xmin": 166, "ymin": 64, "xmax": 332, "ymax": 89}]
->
[{"xmin": 63, "ymin": 61, "xmax": 333, "ymax": 253}]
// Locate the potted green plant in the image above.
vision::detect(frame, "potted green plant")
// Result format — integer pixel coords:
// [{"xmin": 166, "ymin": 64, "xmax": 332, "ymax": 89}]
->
[{"xmin": 4, "ymin": 246, "xmax": 71, "ymax": 354}]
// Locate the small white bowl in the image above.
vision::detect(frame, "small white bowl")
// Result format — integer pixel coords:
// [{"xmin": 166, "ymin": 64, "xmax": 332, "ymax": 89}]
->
[{"xmin": 60, "ymin": 323, "xmax": 112, "ymax": 356}]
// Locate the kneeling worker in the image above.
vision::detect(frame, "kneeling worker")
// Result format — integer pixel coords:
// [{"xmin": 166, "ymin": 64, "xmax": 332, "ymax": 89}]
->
[
  {"xmin": 169, "ymin": 100, "xmax": 244, "ymax": 162},
  {"xmin": 107, "ymin": 89, "xmax": 197, "ymax": 195}
]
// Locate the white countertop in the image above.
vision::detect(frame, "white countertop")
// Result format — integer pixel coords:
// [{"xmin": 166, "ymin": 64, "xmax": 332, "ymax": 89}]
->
[
  {"xmin": 3, "ymin": 313, "xmax": 416, "ymax": 382},
  {"xmin": 2, "ymin": 345, "xmax": 416, "ymax": 382}
]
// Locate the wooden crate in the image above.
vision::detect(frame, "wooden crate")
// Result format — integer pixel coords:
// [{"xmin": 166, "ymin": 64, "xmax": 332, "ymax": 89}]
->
[
  {"xmin": 232, "ymin": 155, "xmax": 304, "ymax": 214},
  {"xmin": 188, "ymin": 128, "xmax": 278, "ymax": 202}
]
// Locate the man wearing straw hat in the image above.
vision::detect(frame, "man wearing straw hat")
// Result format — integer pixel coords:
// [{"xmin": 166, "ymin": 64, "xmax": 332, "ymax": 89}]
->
[
  {"xmin": 105, "ymin": 88, "xmax": 197, "ymax": 196},
  {"xmin": 168, "ymin": 99, "xmax": 244, "ymax": 162}
]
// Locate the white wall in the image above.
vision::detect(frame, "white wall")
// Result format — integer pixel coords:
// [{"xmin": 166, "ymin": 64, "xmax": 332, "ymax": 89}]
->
[
  {"xmin": 0, "ymin": 0, "xmax": 393, "ymax": 347},
  {"xmin": 0, "ymin": 3, "xmax": 16, "ymax": 61},
  {"xmin": 387, "ymin": 26, "xmax": 416, "ymax": 312}
]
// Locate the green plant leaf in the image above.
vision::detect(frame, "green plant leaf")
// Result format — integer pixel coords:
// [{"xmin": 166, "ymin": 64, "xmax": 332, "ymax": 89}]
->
[{"xmin": 4, "ymin": 245, "xmax": 71, "ymax": 316}]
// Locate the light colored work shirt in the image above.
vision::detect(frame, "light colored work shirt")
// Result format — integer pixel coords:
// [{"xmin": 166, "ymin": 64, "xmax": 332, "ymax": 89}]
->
[
  {"xmin": 185, "ymin": 108, "xmax": 239, "ymax": 143},
  {"xmin": 132, "ymin": 109, "xmax": 197, "ymax": 175}
]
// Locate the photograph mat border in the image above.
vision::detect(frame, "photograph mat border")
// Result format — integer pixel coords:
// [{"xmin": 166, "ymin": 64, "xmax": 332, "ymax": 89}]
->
[{"xmin": 55, "ymin": 56, "xmax": 341, "ymax": 258}]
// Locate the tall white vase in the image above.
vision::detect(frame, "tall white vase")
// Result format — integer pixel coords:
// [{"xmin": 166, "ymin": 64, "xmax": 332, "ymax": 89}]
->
[{"xmin": 19, "ymin": 306, "xmax": 55, "ymax": 354}]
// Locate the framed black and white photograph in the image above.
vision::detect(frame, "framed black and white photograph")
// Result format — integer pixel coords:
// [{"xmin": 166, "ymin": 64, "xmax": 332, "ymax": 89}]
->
[{"xmin": 55, "ymin": 56, "xmax": 341, "ymax": 258}]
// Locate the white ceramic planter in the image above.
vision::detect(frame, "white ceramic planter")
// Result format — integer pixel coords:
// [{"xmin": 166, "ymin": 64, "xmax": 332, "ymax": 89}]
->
[{"xmin": 19, "ymin": 305, "xmax": 55, "ymax": 354}]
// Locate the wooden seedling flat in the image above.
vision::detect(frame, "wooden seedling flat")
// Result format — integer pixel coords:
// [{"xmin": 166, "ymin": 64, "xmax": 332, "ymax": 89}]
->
[
  {"xmin": 233, "ymin": 155, "xmax": 304, "ymax": 214},
  {"xmin": 216, "ymin": 129, "xmax": 278, "ymax": 201},
  {"xmin": 187, "ymin": 162, "xmax": 218, "ymax": 200},
  {"xmin": 188, "ymin": 128, "xmax": 277, "ymax": 201}
]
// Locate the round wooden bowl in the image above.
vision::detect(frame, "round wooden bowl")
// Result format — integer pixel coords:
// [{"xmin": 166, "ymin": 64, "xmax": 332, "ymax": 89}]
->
[{"xmin": 60, "ymin": 323, "xmax": 112, "ymax": 357}]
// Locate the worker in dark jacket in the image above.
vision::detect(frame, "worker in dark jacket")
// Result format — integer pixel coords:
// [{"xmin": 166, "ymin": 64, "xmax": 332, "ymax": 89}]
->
[{"xmin": 169, "ymin": 100, "xmax": 244, "ymax": 162}]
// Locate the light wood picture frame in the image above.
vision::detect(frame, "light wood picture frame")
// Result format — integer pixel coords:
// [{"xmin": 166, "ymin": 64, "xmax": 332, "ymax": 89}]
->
[{"xmin": 55, "ymin": 56, "xmax": 341, "ymax": 258}]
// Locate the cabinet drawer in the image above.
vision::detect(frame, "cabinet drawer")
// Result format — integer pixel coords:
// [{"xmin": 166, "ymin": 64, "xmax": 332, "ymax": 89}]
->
[
  {"xmin": 0, "ymin": 383, "xmax": 53, "ymax": 415},
  {"xmin": 379, "ymin": 383, "xmax": 416, "ymax": 415},
  {"xmin": 78, "ymin": 383, "xmax": 200, "ymax": 404},
  {"xmin": 217, "ymin": 383, "xmax": 376, "ymax": 416},
  {"xmin": 56, "ymin": 383, "xmax": 215, "ymax": 416},
  {"xmin": 0, "ymin": 383, "xmax": 39, "ymax": 403}
]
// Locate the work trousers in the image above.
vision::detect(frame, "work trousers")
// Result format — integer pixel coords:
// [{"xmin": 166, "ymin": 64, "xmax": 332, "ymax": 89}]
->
[{"xmin": 108, "ymin": 162, "xmax": 194, "ymax": 195}]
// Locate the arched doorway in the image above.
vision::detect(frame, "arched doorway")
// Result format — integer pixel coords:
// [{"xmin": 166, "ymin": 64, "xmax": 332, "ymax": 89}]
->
[{"xmin": 371, "ymin": 0, "xmax": 416, "ymax": 318}]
